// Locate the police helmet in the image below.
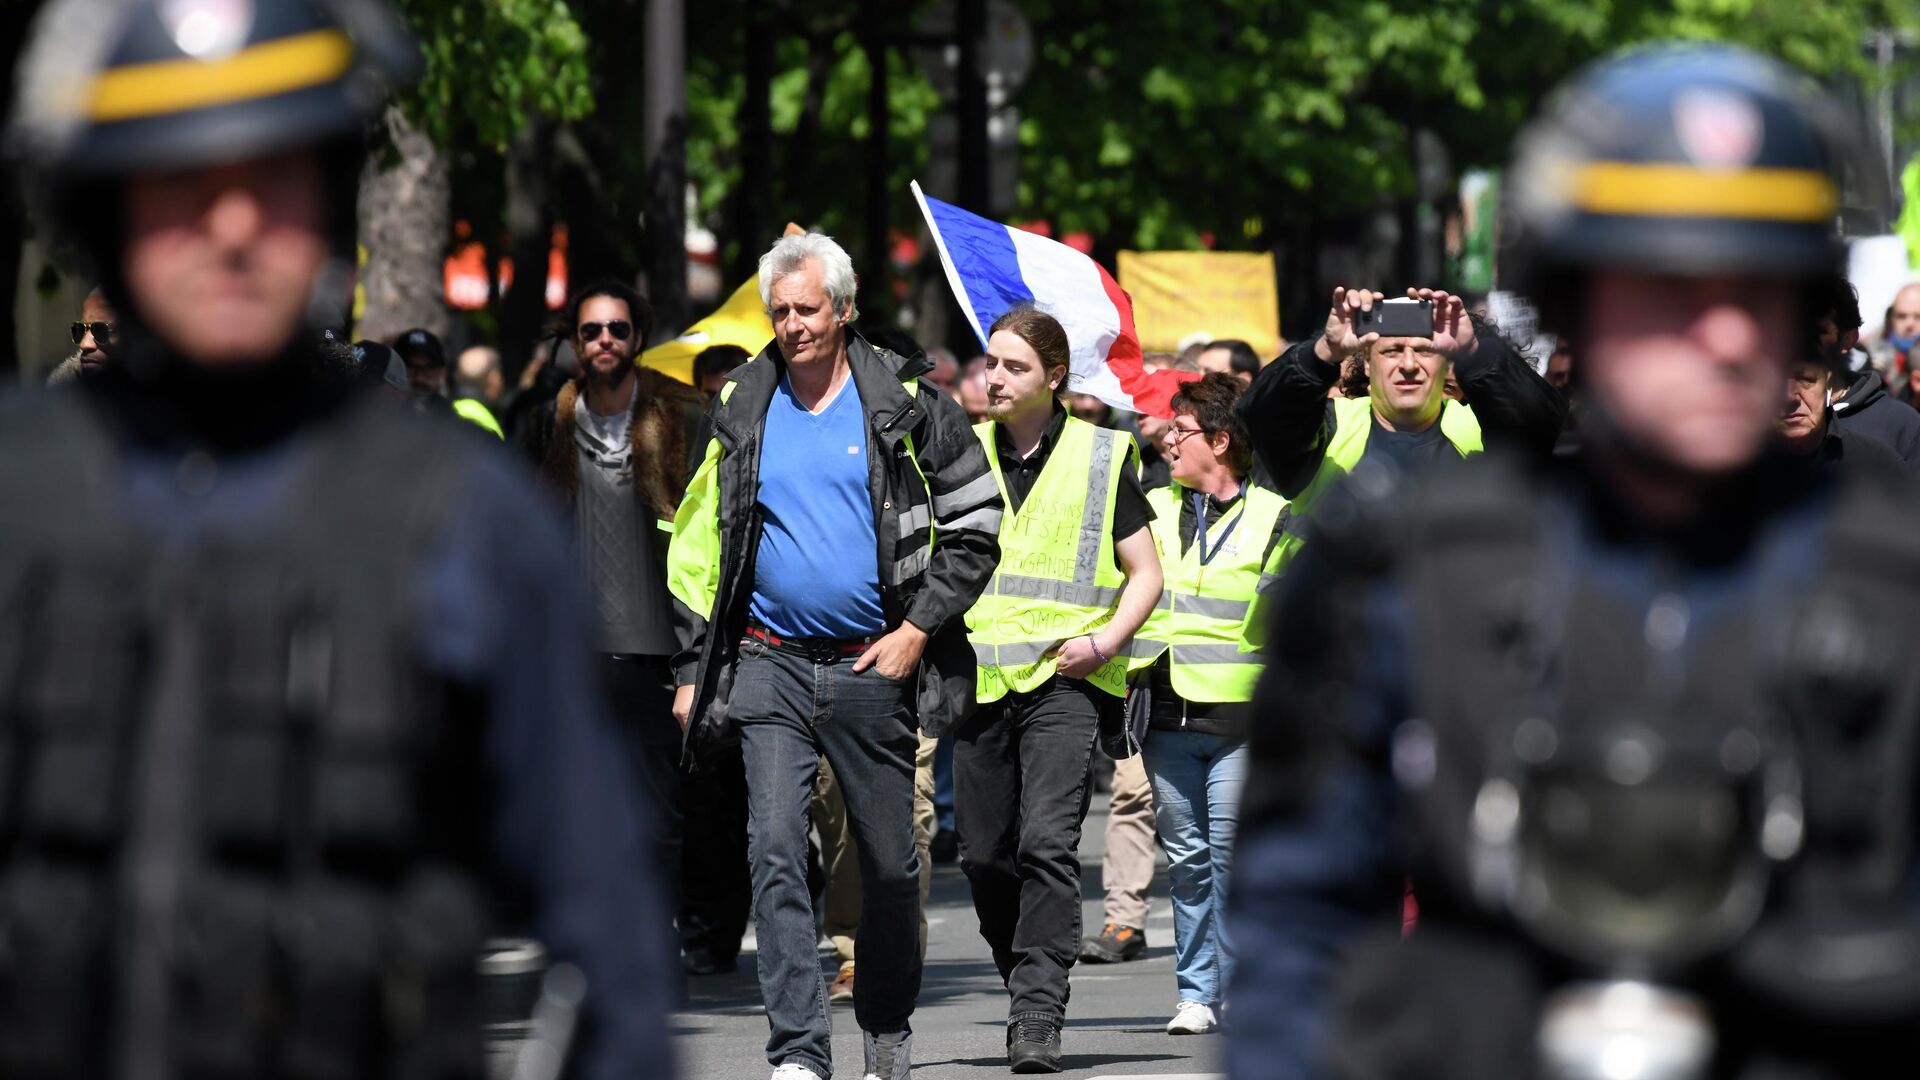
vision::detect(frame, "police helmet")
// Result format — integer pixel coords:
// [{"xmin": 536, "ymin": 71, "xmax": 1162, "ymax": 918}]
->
[
  {"xmin": 1504, "ymin": 44, "xmax": 1864, "ymax": 306},
  {"xmin": 12, "ymin": 0, "xmax": 417, "ymax": 180}
]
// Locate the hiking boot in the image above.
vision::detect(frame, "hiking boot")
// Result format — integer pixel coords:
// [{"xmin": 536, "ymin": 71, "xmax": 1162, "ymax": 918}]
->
[
  {"xmin": 1166, "ymin": 1000, "xmax": 1218, "ymax": 1035},
  {"xmin": 1007, "ymin": 1016, "xmax": 1062, "ymax": 1073},
  {"xmin": 830, "ymin": 960, "xmax": 856, "ymax": 1003},
  {"xmin": 1078, "ymin": 923, "xmax": 1145, "ymax": 963},
  {"xmin": 862, "ymin": 1027, "xmax": 912, "ymax": 1080}
]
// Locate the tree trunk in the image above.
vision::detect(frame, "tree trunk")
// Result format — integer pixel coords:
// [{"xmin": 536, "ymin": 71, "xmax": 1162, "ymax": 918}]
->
[
  {"xmin": 356, "ymin": 106, "xmax": 450, "ymax": 344},
  {"xmin": 0, "ymin": 0, "xmax": 48, "ymax": 379},
  {"xmin": 499, "ymin": 120, "xmax": 557, "ymax": 382},
  {"xmin": 643, "ymin": 0, "xmax": 688, "ymax": 339},
  {"xmin": 731, "ymin": 7, "xmax": 774, "ymax": 281}
]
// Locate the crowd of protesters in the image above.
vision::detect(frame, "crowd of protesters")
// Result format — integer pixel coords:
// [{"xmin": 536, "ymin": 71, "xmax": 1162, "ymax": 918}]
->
[{"xmin": 37, "ymin": 209, "xmax": 1920, "ymax": 1077}]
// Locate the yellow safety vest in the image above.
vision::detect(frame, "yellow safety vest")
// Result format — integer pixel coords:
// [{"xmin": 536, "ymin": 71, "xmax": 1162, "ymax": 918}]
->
[
  {"xmin": 1130, "ymin": 483, "xmax": 1286, "ymax": 703},
  {"xmin": 1270, "ymin": 396, "xmax": 1484, "ymax": 574},
  {"xmin": 452, "ymin": 397, "xmax": 503, "ymax": 439},
  {"xmin": 966, "ymin": 416, "xmax": 1135, "ymax": 703}
]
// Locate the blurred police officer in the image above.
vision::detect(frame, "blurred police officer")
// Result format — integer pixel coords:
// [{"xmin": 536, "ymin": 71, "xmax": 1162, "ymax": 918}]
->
[
  {"xmin": 1, "ymin": 2, "xmax": 672, "ymax": 1078},
  {"xmin": 1230, "ymin": 44, "xmax": 1920, "ymax": 1079}
]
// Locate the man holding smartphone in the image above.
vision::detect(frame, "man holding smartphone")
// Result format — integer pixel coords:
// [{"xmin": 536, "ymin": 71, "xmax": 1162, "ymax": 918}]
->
[{"xmin": 1239, "ymin": 287, "xmax": 1564, "ymax": 528}]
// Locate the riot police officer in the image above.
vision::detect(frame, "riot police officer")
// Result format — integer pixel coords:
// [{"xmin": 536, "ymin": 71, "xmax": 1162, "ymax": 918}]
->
[
  {"xmin": 1, "ymin": 2, "xmax": 671, "ymax": 1077},
  {"xmin": 1229, "ymin": 44, "xmax": 1920, "ymax": 1079}
]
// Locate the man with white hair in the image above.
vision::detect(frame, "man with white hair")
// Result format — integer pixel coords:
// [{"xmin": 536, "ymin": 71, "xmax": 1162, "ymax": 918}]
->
[{"xmin": 667, "ymin": 232, "xmax": 1003, "ymax": 1080}]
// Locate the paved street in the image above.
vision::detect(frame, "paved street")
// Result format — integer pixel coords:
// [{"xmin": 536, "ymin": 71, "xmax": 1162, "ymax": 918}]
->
[{"xmin": 673, "ymin": 784, "xmax": 1224, "ymax": 1079}]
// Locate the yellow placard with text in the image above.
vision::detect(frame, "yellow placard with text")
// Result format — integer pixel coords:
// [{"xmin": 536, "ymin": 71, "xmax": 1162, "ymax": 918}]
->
[{"xmin": 1117, "ymin": 250, "xmax": 1281, "ymax": 360}]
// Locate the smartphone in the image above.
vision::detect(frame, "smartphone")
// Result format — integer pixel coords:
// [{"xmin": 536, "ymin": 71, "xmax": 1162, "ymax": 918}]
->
[{"xmin": 1357, "ymin": 298, "xmax": 1433, "ymax": 339}]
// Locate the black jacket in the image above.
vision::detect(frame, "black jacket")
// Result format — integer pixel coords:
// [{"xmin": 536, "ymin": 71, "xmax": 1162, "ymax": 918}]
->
[
  {"xmin": 1239, "ymin": 331, "xmax": 1568, "ymax": 498},
  {"xmin": 1831, "ymin": 369, "xmax": 1920, "ymax": 472},
  {"xmin": 669, "ymin": 333, "xmax": 1003, "ymax": 746}
]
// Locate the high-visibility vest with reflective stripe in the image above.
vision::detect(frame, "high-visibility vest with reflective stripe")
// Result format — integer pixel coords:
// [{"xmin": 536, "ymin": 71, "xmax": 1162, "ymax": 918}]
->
[
  {"xmin": 1129, "ymin": 483, "xmax": 1286, "ymax": 703},
  {"xmin": 966, "ymin": 416, "xmax": 1134, "ymax": 703},
  {"xmin": 1267, "ymin": 396, "xmax": 1485, "ymax": 576},
  {"xmin": 1292, "ymin": 396, "xmax": 1483, "ymax": 519},
  {"xmin": 452, "ymin": 397, "xmax": 503, "ymax": 439}
]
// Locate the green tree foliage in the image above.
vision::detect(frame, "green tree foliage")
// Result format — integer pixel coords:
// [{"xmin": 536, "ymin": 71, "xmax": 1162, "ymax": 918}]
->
[
  {"xmin": 1011, "ymin": 0, "xmax": 1919, "ymax": 248},
  {"xmin": 389, "ymin": 0, "xmax": 595, "ymax": 150}
]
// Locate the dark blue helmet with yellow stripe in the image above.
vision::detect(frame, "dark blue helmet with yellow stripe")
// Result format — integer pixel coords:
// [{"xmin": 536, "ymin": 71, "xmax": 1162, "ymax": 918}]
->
[
  {"xmin": 1505, "ymin": 43, "xmax": 1858, "ymax": 306},
  {"xmin": 12, "ymin": 0, "xmax": 416, "ymax": 180}
]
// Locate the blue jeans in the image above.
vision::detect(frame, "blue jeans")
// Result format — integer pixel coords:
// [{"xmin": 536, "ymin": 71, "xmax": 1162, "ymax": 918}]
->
[
  {"xmin": 933, "ymin": 735, "xmax": 956, "ymax": 832},
  {"xmin": 733, "ymin": 637, "xmax": 923, "ymax": 1076},
  {"xmin": 1142, "ymin": 729, "xmax": 1247, "ymax": 1006}
]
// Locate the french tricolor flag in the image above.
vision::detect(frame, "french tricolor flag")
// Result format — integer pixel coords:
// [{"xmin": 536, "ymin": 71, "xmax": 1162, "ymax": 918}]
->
[{"xmin": 913, "ymin": 181, "xmax": 1194, "ymax": 418}]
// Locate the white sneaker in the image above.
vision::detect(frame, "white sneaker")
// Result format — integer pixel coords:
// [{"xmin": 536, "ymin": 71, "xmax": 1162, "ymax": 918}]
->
[
  {"xmin": 863, "ymin": 1028, "xmax": 912, "ymax": 1079},
  {"xmin": 1166, "ymin": 1000, "xmax": 1218, "ymax": 1035},
  {"xmin": 771, "ymin": 1063, "xmax": 825, "ymax": 1080}
]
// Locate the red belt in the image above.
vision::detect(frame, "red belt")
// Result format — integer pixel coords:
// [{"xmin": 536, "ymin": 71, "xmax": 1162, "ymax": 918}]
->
[{"xmin": 745, "ymin": 624, "xmax": 875, "ymax": 655}]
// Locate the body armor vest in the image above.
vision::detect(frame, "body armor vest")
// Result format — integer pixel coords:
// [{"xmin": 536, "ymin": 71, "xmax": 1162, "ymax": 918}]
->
[
  {"xmin": 1331, "ymin": 459, "xmax": 1920, "ymax": 1077},
  {"xmin": 0, "ymin": 393, "xmax": 493, "ymax": 1080}
]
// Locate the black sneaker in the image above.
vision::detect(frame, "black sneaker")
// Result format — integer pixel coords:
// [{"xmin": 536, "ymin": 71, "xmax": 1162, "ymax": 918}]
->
[
  {"xmin": 680, "ymin": 946, "xmax": 737, "ymax": 976},
  {"xmin": 930, "ymin": 827, "xmax": 959, "ymax": 864},
  {"xmin": 1007, "ymin": 1016, "xmax": 1062, "ymax": 1073},
  {"xmin": 1078, "ymin": 923, "xmax": 1146, "ymax": 963}
]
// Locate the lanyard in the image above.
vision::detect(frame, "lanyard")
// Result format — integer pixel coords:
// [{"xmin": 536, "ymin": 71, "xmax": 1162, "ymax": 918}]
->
[{"xmin": 1192, "ymin": 490, "xmax": 1245, "ymax": 566}]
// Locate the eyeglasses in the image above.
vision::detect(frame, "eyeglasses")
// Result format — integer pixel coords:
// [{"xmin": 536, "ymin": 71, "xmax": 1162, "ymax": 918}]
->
[
  {"xmin": 578, "ymin": 320, "xmax": 633, "ymax": 342},
  {"xmin": 1167, "ymin": 424, "xmax": 1208, "ymax": 447},
  {"xmin": 70, "ymin": 321, "xmax": 114, "ymax": 345}
]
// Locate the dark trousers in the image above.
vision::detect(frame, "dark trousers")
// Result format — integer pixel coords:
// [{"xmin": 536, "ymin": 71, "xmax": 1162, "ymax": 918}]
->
[
  {"xmin": 678, "ymin": 742, "xmax": 751, "ymax": 961},
  {"xmin": 954, "ymin": 676, "xmax": 1108, "ymax": 1023},
  {"xmin": 733, "ymin": 636, "xmax": 923, "ymax": 1075},
  {"xmin": 604, "ymin": 654, "xmax": 681, "ymax": 902}
]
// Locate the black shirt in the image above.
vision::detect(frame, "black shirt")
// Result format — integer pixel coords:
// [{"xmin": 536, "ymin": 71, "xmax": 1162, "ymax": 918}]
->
[
  {"xmin": 1173, "ymin": 480, "xmax": 1287, "ymax": 566},
  {"xmin": 1361, "ymin": 416, "xmax": 1451, "ymax": 470},
  {"xmin": 993, "ymin": 405, "xmax": 1153, "ymax": 547}
]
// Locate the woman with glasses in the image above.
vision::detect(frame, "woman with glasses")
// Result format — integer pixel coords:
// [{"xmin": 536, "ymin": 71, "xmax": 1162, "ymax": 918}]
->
[{"xmin": 1124, "ymin": 372, "xmax": 1291, "ymax": 1037}]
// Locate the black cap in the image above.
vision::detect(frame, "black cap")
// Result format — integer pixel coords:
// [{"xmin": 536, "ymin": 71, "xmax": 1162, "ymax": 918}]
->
[{"xmin": 393, "ymin": 327, "xmax": 446, "ymax": 366}]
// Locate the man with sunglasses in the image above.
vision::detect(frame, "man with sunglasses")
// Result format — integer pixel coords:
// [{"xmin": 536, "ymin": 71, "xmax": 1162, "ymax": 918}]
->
[
  {"xmin": 528, "ymin": 277, "xmax": 707, "ymax": 947},
  {"xmin": 47, "ymin": 288, "xmax": 117, "ymax": 384}
]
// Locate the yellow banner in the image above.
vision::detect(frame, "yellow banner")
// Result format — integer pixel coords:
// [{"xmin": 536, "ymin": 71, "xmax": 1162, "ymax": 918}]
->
[
  {"xmin": 1117, "ymin": 250, "xmax": 1280, "ymax": 359},
  {"xmin": 640, "ymin": 275, "xmax": 773, "ymax": 384}
]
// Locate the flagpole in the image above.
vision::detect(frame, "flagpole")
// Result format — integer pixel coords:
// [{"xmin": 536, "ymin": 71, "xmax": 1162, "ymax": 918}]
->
[{"xmin": 910, "ymin": 180, "xmax": 991, "ymax": 349}]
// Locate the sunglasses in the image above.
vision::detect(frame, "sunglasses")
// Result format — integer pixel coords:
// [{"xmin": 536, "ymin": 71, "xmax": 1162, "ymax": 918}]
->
[
  {"xmin": 578, "ymin": 320, "xmax": 633, "ymax": 342},
  {"xmin": 71, "ymin": 321, "xmax": 114, "ymax": 345}
]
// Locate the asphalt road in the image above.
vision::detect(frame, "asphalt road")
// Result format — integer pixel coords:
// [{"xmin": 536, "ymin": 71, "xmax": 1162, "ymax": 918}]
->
[{"xmin": 673, "ymin": 787, "xmax": 1223, "ymax": 1080}]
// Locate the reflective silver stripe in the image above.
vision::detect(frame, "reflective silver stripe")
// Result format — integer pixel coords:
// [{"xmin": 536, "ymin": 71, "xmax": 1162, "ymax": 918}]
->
[
  {"xmin": 974, "ymin": 639, "xmax": 1057, "ymax": 666},
  {"xmin": 1172, "ymin": 594, "xmax": 1252, "ymax": 621},
  {"xmin": 1075, "ymin": 428, "xmax": 1119, "ymax": 586},
  {"xmin": 1155, "ymin": 590, "xmax": 1173, "ymax": 611},
  {"xmin": 1171, "ymin": 643, "xmax": 1262, "ymax": 666},
  {"xmin": 894, "ymin": 546, "xmax": 931, "ymax": 580},
  {"xmin": 934, "ymin": 471, "xmax": 1000, "ymax": 516},
  {"xmin": 1129, "ymin": 637, "xmax": 1169, "ymax": 660},
  {"xmin": 946, "ymin": 504, "xmax": 1004, "ymax": 535},
  {"xmin": 1257, "ymin": 573, "xmax": 1282, "ymax": 594},
  {"xmin": 897, "ymin": 502, "xmax": 931, "ymax": 538},
  {"xmin": 991, "ymin": 573, "xmax": 1120, "ymax": 607}
]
